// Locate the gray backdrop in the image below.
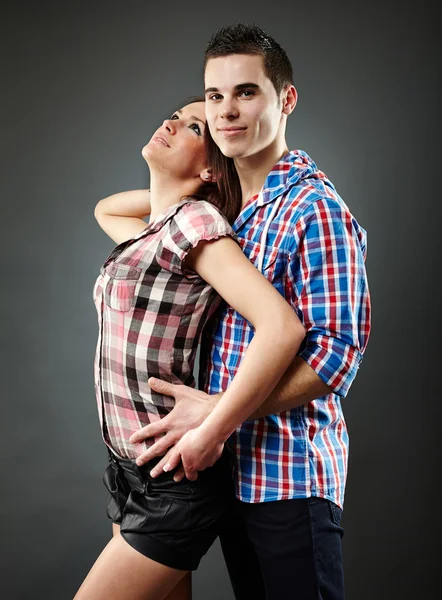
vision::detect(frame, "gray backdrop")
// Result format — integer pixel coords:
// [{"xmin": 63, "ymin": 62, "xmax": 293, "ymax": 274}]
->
[{"xmin": 2, "ymin": 1, "xmax": 440, "ymax": 598}]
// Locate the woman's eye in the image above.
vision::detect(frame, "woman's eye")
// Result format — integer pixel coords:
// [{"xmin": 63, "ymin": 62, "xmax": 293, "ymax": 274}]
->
[
  {"xmin": 190, "ymin": 123, "xmax": 201, "ymax": 135},
  {"xmin": 170, "ymin": 114, "xmax": 179, "ymax": 120}
]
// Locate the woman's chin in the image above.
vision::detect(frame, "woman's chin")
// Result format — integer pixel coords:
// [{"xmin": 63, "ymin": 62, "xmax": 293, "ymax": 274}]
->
[
  {"xmin": 142, "ymin": 144, "xmax": 159, "ymax": 167},
  {"xmin": 141, "ymin": 143, "xmax": 151, "ymax": 161}
]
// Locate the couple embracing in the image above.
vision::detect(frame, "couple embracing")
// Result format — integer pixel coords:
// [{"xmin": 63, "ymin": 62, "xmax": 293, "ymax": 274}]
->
[{"xmin": 75, "ymin": 23, "xmax": 370, "ymax": 600}]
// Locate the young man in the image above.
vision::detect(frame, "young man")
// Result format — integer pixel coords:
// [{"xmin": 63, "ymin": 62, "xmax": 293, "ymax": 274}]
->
[{"xmin": 130, "ymin": 24, "xmax": 371, "ymax": 599}]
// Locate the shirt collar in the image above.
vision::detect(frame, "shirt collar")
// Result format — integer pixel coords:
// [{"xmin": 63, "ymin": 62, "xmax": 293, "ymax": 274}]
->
[
  {"xmin": 233, "ymin": 150, "xmax": 295, "ymax": 231},
  {"xmin": 132, "ymin": 197, "xmax": 193, "ymax": 240}
]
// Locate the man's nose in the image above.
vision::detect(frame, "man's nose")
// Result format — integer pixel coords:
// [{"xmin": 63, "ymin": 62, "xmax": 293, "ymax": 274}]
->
[{"xmin": 220, "ymin": 100, "xmax": 239, "ymax": 119}]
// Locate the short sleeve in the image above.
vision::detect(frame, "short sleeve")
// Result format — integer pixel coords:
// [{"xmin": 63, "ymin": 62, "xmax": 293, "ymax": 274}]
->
[{"xmin": 161, "ymin": 200, "xmax": 238, "ymax": 278}]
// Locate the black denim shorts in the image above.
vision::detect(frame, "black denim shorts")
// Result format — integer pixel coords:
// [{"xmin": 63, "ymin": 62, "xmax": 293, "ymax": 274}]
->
[{"xmin": 102, "ymin": 447, "xmax": 234, "ymax": 571}]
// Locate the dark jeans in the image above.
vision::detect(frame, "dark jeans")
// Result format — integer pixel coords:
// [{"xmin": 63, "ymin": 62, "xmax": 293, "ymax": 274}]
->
[{"xmin": 219, "ymin": 496, "xmax": 345, "ymax": 600}]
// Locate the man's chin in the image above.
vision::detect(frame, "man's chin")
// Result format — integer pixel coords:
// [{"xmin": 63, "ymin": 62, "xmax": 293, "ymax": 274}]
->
[{"xmin": 218, "ymin": 144, "xmax": 247, "ymax": 159}]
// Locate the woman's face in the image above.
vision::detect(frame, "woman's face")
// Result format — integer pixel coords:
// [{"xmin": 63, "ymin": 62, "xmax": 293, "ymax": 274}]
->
[{"xmin": 142, "ymin": 102, "xmax": 208, "ymax": 180}]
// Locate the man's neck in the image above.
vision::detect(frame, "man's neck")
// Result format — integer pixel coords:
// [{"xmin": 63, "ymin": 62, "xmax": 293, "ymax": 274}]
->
[{"xmin": 234, "ymin": 139, "xmax": 289, "ymax": 207}]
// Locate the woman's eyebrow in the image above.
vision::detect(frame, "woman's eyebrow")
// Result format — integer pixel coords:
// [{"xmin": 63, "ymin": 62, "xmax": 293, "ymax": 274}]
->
[{"xmin": 175, "ymin": 109, "xmax": 205, "ymax": 125}]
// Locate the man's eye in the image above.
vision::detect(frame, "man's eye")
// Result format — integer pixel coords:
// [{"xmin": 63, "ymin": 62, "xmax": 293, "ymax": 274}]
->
[
  {"xmin": 240, "ymin": 90, "xmax": 255, "ymax": 98},
  {"xmin": 209, "ymin": 94, "xmax": 222, "ymax": 101},
  {"xmin": 190, "ymin": 123, "xmax": 201, "ymax": 135}
]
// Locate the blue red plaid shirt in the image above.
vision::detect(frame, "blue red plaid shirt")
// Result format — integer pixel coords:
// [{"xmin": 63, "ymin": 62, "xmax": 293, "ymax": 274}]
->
[{"xmin": 201, "ymin": 150, "xmax": 371, "ymax": 509}]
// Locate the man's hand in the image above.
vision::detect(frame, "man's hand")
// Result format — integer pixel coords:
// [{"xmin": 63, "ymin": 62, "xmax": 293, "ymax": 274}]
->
[
  {"xmin": 160, "ymin": 426, "xmax": 225, "ymax": 481},
  {"xmin": 129, "ymin": 377, "xmax": 221, "ymax": 468}
]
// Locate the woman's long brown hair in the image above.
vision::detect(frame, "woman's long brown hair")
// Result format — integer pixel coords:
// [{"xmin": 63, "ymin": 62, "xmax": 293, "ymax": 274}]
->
[{"xmin": 184, "ymin": 96, "xmax": 242, "ymax": 225}]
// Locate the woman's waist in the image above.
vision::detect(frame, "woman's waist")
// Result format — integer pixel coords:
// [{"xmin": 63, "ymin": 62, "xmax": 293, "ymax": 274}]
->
[{"xmin": 98, "ymin": 369, "xmax": 196, "ymax": 400}]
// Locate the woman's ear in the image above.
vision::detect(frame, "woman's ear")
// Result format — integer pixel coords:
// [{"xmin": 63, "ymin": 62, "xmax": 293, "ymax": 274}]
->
[{"xmin": 200, "ymin": 169, "xmax": 217, "ymax": 183}]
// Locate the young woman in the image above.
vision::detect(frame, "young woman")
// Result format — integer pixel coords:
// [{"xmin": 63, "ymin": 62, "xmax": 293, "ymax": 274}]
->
[{"xmin": 74, "ymin": 99, "xmax": 305, "ymax": 600}]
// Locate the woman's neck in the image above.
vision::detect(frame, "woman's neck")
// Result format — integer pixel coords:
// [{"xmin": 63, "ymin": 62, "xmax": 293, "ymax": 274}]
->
[{"xmin": 149, "ymin": 172, "xmax": 199, "ymax": 222}]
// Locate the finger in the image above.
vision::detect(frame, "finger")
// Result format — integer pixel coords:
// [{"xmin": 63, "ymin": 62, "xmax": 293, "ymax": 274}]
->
[
  {"xmin": 148, "ymin": 377, "xmax": 179, "ymax": 398},
  {"xmin": 135, "ymin": 434, "xmax": 175, "ymax": 466},
  {"xmin": 173, "ymin": 466, "xmax": 186, "ymax": 482},
  {"xmin": 129, "ymin": 418, "xmax": 170, "ymax": 444},
  {"xmin": 149, "ymin": 448, "xmax": 175, "ymax": 478},
  {"xmin": 163, "ymin": 448, "xmax": 182, "ymax": 473},
  {"xmin": 183, "ymin": 463, "xmax": 199, "ymax": 481}
]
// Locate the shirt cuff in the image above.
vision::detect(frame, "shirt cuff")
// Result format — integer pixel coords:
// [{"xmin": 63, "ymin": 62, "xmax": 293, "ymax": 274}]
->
[{"xmin": 298, "ymin": 333, "xmax": 363, "ymax": 397}]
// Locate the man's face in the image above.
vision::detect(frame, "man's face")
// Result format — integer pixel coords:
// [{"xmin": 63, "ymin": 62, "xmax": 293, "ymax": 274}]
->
[{"xmin": 204, "ymin": 54, "xmax": 283, "ymax": 159}]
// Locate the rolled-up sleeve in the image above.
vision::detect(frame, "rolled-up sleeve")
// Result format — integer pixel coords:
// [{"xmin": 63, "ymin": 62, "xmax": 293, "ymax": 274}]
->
[{"xmin": 287, "ymin": 197, "xmax": 371, "ymax": 396}]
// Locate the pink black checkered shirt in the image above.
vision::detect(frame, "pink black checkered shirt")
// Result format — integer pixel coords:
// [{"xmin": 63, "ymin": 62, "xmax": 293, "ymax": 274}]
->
[{"xmin": 93, "ymin": 198, "xmax": 236, "ymax": 459}]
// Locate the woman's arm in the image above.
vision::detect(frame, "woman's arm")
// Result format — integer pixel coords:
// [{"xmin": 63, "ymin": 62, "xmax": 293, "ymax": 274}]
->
[
  {"xmin": 94, "ymin": 189, "xmax": 151, "ymax": 245},
  {"xmin": 159, "ymin": 236, "xmax": 305, "ymax": 478},
  {"xmin": 187, "ymin": 236, "xmax": 305, "ymax": 441}
]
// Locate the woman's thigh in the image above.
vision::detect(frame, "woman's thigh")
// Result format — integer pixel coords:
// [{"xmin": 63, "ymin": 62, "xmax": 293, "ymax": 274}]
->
[
  {"xmin": 74, "ymin": 532, "xmax": 189, "ymax": 600},
  {"xmin": 110, "ymin": 523, "xmax": 191, "ymax": 600},
  {"xmin": 164, "ymin": 573, "xmax": 192, "ymax": 600}
]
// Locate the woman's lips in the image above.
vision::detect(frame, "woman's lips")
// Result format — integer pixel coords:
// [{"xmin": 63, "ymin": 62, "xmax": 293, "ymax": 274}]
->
[{"xmin": 152, "ymin": 136, "xmax": 170, "ymax": 147}]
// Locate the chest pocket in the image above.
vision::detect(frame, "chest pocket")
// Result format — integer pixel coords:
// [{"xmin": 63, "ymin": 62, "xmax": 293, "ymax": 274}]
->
[
  {"xmin": 239, "ymin": 238, "xmax": 283, "ymax": 283},
  {"xmin": 103, "ymin": 263, "xmax": 142, "ymax": 312}
]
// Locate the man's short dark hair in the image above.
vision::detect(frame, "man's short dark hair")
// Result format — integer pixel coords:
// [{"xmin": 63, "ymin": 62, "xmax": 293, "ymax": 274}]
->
[{"xmin": 204, "ymin": 23, "xmax": 293, "ymax": 96}]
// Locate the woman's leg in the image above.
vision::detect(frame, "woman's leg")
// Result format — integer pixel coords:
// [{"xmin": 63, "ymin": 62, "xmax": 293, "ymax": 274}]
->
[
  {"xmin": 109, "ymin": 523, "xmax": 191, "ymax": 600},
  {"xmin": 163, "ymin": 573, "xmax": 192, "ymax": 600},
  {"xmin": 74, "ymin": 532, "xmax": 189, "ymax": 600}
]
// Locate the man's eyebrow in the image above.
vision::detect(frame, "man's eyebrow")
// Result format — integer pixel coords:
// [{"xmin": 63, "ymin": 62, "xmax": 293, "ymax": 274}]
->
[
  {"xmin": 174, "ymin": 109, "xmax": 205, "ymax": 125},
  {"xmin": 235, "ymin": 83, "xmax": 260, "ymax": 91},
  {"xmin": 204, "ymin": 83, "xmax": 261, "ymax": 94}
]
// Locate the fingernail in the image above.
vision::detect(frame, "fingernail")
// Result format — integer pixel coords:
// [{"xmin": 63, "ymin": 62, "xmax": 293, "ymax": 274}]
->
[
  {"xmin": 136, "ymin": 460, "xmax": 142, "ymax": 466},
  {"xmin": 173, "ymin": 476, "xmax": 181, "ymax": 482},
  {"xmin": 163, "ymin": 463, "xmax": 171, "ymax": 472},
  {"xmin": 150, "ymin": 469, "xmax": 157, "ymax": 477}
]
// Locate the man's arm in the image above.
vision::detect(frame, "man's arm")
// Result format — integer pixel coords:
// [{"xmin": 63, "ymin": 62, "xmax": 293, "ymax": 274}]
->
[
  {"xmin": 131, "ymin": 356, "xmax": 329, "ymax": 476},
  {"xmin": 247, "ymin": 355, "xmax": 332, "ymax": 418},
  {"xmin": 186, "ymin": 355, "xmax": 331, "ymax": 421},
  {"xmin": 144, "ymin": 355, "xmax": 329, "ymax": 438}
]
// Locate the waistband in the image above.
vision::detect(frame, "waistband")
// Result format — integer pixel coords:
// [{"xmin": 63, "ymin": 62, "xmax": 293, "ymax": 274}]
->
[
  {"xmin": 106, "ymin": 446, "xmax": 166, "ymax": 492},
  {"xmin": 106, "ymin": 444, "xmax": 233, "ymax": 492}
]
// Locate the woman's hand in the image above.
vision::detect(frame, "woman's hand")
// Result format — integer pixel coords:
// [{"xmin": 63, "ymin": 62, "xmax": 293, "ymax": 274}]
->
[{"xmin": 161, "ymin": 426, "xmax": 225, "ymax": 481}]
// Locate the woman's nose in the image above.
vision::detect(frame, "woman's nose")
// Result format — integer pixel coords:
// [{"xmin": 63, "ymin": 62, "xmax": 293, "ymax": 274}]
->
[{"xmin": 163, "ymin": 119, "xmax": 176, "ymax": 134}]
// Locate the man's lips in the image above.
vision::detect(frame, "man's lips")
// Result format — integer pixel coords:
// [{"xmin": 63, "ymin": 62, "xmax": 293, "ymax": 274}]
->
[
  {"xmin": 217, "ymin": 126, "xmax": 247, "ymax": 138},
  {"xmin": 152, "ymin": 135, "xmax": 170, "ymax": 147}
]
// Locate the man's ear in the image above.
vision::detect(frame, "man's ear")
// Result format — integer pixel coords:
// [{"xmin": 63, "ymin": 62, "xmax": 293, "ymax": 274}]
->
[
  {"xmin": 199, "ymin": 168, "xmax": 217, "ymax": 183},
  {"xmin": 282, "ymin": 85, "xmax": 298, "ymax": 115}
]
